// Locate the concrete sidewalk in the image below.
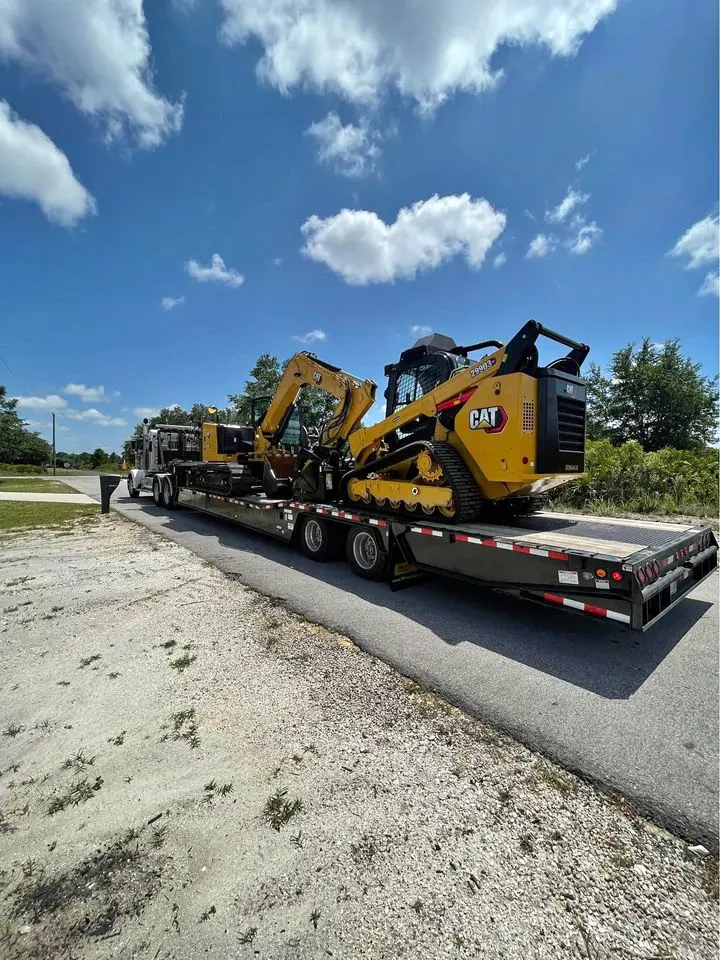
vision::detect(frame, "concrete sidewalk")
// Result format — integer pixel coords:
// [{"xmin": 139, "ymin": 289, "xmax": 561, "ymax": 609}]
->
[{"xmin": 0, "ymin": 491, "xmax": 96, "ymax": 504}]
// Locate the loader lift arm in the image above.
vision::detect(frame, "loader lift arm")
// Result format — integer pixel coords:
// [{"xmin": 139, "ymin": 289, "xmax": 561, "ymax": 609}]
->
[{"xmin": 254, "ymin": 352, "xmax": 377, "ymax": 456}]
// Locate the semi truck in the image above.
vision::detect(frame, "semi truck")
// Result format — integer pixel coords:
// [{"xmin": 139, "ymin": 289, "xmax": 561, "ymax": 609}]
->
[{"xmin": 126, "ymin": 421, "xmax": 717, "ymax": 631}]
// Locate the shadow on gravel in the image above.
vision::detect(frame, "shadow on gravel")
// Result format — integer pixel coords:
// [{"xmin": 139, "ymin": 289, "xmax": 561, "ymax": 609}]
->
[{"xmin": 109, "ymin": 494, "xmax": 711, "ymax": 702}]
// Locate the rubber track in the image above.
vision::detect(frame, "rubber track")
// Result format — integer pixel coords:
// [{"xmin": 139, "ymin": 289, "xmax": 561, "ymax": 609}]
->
[{"xmin": 428, "ymin": 441, "xmax": 485, "ymax": 522}]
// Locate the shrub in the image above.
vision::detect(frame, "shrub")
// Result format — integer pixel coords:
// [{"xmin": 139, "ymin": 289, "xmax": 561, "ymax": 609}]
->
[
  {"xmin": 0, "ymin": 463, "xmax": 47, "ymax": 475},
  {"xmin": 552, "ymin": 441, "xmax": 719, "ymax": 517}
]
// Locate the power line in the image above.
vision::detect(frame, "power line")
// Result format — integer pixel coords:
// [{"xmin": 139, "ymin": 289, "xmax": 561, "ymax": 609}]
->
[{"xmin": 0, "ymin": 349, "xmax": 27, "ymax": 392}]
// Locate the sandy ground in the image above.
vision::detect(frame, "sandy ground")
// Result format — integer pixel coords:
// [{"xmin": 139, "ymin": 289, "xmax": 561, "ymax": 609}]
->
[{"xmin": 0, "ymin": 514, "xmax": 717, "ymax": 960}]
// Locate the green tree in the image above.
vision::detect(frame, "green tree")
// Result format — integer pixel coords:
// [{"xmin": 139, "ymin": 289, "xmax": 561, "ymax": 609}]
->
[
  {"xmin": 586, "ymin": 339, "xmax": 718, "ymax": 451},
  {"xmin": 90, "ymin": 447, "xmax": 108, "ymax": 469},
  {"xmin": 0, "ymin": 386, "xmax": 51, "ymax": 465}
]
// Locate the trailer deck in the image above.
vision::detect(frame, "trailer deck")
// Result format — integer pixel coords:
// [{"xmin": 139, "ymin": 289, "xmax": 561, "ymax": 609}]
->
[{"xmin": 160, "ymin": 482, "xmax": 717, "ymax": 632}]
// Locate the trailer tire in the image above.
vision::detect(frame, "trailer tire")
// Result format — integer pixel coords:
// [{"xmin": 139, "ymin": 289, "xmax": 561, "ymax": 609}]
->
[
  {"xmin": 161, "ymin": 478, "xmax": 175, "ymax": 510},
  {"xmin": 152, "ymin": 479, "xmax": 162, "ymax": 506},
  {"xmin": 127, "ymin": 475, "xmax": 139, "ymax": 498},
  {"xmin": 299, "ymin": 516, "xmax": 334, "ymax": 561},
  {"xmin": 346, "ymin": 528, "xmax": 387, "ymax": 581}
]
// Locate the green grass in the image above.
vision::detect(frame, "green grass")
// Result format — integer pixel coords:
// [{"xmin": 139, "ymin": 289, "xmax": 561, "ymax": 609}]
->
[
  {"xmin": 0, "ymin": 477, "xmax": 73, "ymax": 494},
  {"xmin": 0, "ymin": 501, "xmax": 98, "ymax": 533}
]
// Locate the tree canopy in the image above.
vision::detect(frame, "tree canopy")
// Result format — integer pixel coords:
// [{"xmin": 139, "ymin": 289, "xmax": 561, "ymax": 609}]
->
[
  {"xmin": 0, "ymin": 386, "xmax": 51, "ymax": 465},
  {"xmin": 586, "ymin": 339, "xmax": 718, "ymax": 451}
]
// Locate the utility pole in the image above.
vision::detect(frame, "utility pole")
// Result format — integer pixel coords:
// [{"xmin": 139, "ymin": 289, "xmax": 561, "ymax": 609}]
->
[{"xmin": 52, "ymin": 412, "xmax": 56, "ymax": 476}]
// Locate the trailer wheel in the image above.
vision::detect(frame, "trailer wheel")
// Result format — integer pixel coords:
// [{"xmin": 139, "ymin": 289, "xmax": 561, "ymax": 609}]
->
[
  {"xmin": 152, "ymin": 479, "xmax": 162, "ymax": 506},
  {"xmin": 161, "ymin": 479, "xmax": 175, "ymax": 510},
  {"xmin": 300, "ymin": 517, "xmax": 334, "ymax": 561},
  {"xmin": 127, "ymin": 475, "xmax": 139, "ymax": 498},
  {"xmin": 346, "ymin": 528, "xmax": 387, "ymax": 581}
]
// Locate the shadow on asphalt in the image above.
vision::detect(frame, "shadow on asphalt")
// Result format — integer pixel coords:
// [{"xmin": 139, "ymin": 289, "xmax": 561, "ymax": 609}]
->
[{"xmin": 114, "ymin": 495, "xmax": 712, "ymax": 701}]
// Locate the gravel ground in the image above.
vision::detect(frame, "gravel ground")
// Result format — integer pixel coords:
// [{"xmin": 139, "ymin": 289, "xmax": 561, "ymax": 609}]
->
[{"xmin": 0, "ymin": 515, "xmax": 717, "ymax": 960}]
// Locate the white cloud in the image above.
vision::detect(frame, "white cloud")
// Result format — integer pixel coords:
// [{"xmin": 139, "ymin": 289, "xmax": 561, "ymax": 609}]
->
[
  {"xmin": 64, "ymin": 408, "xmax": 127, "ymax": 427},
  {"xmin": 185, "ymin": 253, "xmax": 245, "ymax": 287},
  {"xmin": 301, "ymin": 193, "xmax": 506, "ymax": 285},
  {"xmin": 64, "ymin": 383, "xmax": 118, "ymax": 403},
  {"xmin": 292, "ymin": 329, "xmax": 327, "ymax": 345},
  {"xmin": 0, "ymin": 100, "xmax": 96, "ymax": 226},
  {"xmin": 0, "ymin": 0, "xmax": 183, "ymax": 148},
  {"xmin": 567, "ymin": 220, "xmax": 602, "ymax": 255},
  {"xmin": 669, "ymin": 214, "xmax": 719, "ymax": 270},
  {"xmin": 575, "ymin": 153, "xmax": 591, "ymax": 171},
  {"xmin": 13, "ymin": 394, "xmax": 68, "ymax": 410},
  {"xmin": 526, "ymin": 234, "xmax": 556, "ymax": 259},
  {"xmin": 161, "ymin": 295, "xmax": 185, "ymax": 310},
  {"xmin": 307, "ymin": 112, "xmax": 380, "ymax": 177},
  {"xmin": 273, "ymin": 257, "xmax": 283, "ymax": 266},
  {"xmin": 134, "ymin": 406, "xmax": 161, "ymax": 418},
  {"xmin": 220, "ymin": 0, "xmax": 617, "ymax": 112},
  {"xmin": 493, "ymin": 252, "xmax": 507, "ymax": 268},
  {"xmin": 410, "ymin": 325, "xmax": 432, "ymax": 336},
  {"xmin": 698, "ymin": 271, "xmax": 719, "ymax": 298},
  {"xmin": 546, "ymin": 187, "xmax": 589, "ymax": 223}
]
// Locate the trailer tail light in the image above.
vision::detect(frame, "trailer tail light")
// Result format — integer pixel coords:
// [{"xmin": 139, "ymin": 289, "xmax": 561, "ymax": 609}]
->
[
  {"xmin": 636, "ymin": 568, "xmax": 646, "ymax": 585},
  {"xmin": 652, "ymin": 561, "xmax": 661, "ymax": 577},
  {"xmin": 611, "ymin": 571, "xmax": 623, "ymax": 582},
  {"xmin": 645, "ymin": 564, "xmax": 656, "ymax": 583},
  {"xmin": 595, "ymin": 567, "xmax": 607, "ymax": 578}
]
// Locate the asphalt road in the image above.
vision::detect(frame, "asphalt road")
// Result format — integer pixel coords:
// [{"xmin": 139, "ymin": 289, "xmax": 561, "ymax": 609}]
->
[{"xmin": 68, "ymin": 476, "xmax": 719, "ymax": 847}]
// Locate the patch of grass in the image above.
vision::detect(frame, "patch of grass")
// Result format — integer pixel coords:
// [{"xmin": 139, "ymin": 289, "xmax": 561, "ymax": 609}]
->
[
  {"xmin": 217, "ymin": 782, "xmax": 233, "ymax": 797},
  {"xmin": 199, "ymin": 905, "xmax": 216, "ymax": 923},
  {"xmin": 6, "ymin": 575, "xmax": 35, "ymax": 587},
  {"xmin": 310, "ymin": 908, "xmax": 320, "ymax": 929},
  {"xmin": 532, "ymin": 764, "xmax": 575, "ymax": 795},
  {"xmin": 0, "ymin": 478, "xmax": 72, "ymax": 494},
  {"xmin": 108, "ymin": 671, "xmax": 120, "ymax": 679},
  {"xmin": 611, "ymin": 853, "xmax": 634, "ymax": 869},
  {"xmin": 150, "ymin": 824, "xmax": 168, "ymax": 849},
  {"xmin": 47, "ymin": 776, "xmax": 103, "ymax": 815},
  {"xmin": 550, "ymin": 830, "xmax": 563, "ymax": 842},
  {"xmin": 262, "ymin": 789, "xmax": 302, "ymax": 831},
  {"xmin": 56, "ymin": 681, "xmax": 70, "ymax": 687},
  {"xmin": 108, "ymin": 731, "xmax": 126, "ymax": 746},
  {"xmin": 519, "ymin": 834, "xmax": 534, "ymax": 854},
  {"xmin": 290, "ymin": 830, "xmax": 303, "ymax": 849},
  {"xmin": 411, "ymin": 899, "xmax": 423, "ymax": 915},
  {"xmin": 498, "ymin": 788, "xmax": 512, "ymax": 804},
  {"xmin": 78, "ymin": 654, "xmax": 101, "ymax": 669},
  {"xmin": 51, "ymin": 605, "xmax": 64, "ymax": 613},
  {"xmin": 3, "ymin": 723, "xmax": 23, "ymax": 738},
  {"xmin": 163, "ymin": 708, "xmax": 200, "ymax": 749},
  {"xmin": 158, "ymin": 639, "xmax": 177, "ymax": 650},
  {"xmin": 61, "ymin": 750, "xmax": 96, "ymax": 772},
  {"xmin": 350, "ymin": 834, "xmax": 378, "ymax": 861},
  {"xmin": 238, "ymin": 926, "xmax": 257, "ymax": 944},
  {"xmin": 169, "ymin": 653, "xmax": 197, "ymax": 672},
  {"xmin": 0, "ymin": 502, "xmax": 98, "ymax": 534}
]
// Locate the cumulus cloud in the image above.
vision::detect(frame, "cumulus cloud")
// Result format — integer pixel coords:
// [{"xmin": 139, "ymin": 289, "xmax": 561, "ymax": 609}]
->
[
  {"xmin": 301, "ymin": 193, "xmax": 506, "ymax": 285},
  {"xmin": 161, "ymin": 296, "xmax": 185, "ymax": 310},
  {"xmin": 698, "ymin": 271, "xmax": 719, "ymax": 298},
  {"xmin": 567, "ymin": 220, "xmax": 602, "ymax": 255},
  {"xmin": 0, "ymin": 101, "xmax": 96, "ymax": 226},
  {"xmin": 0, "ymin": 0, "xmax": 183, "ymax": 148},
  {"xmin": 546, "ymin": 187, "xmax": 589, "ymax": 223},
  {"xmin": 575, "ymin": 153, "xmax": 591, "ymax": 171},
  {"xmin": 64, "ymin": 408, "xmax": 127, "ymax": 427},
  {"xmin": 526, "ymin": 234, "xmax": 556, "ymax": 259},
  {"xmin": 410, "ymin": 325, "xmax": 432, "ymax": 336},
  {"xmin": 292, "ymin": 329, "xmax": 327, "ymax": 345},
  {"xmin": 307, "ymin": 112, "xmax": 380, "ymax": 177},
  {"xmin": 493, "ymin": 252, "xmax": 507, "ymax": 268},
  {"xmin": 273, "ymin": 257, "xmax": 283, "ymax": 266},
  {"xmin": 13, "ymin": 394, "xmax": 67, "ymax": 410},
  {"xmin": 220, "ymin": 0, "xmax": 617, "ymax": 112},
  {"xmin": 64, "ymin": 383, "xmax": 118, "ymax": 402},
  {"xmin": 669, "ymin": 214, "xmax": 719, "ymax": 270},
  {"xmin": 134, "ymin": 406, "xmax": 161, "ymax": 418},
  {"xmin": 185, "ymin": 253, "xmax": 245, "ymax": 287}
]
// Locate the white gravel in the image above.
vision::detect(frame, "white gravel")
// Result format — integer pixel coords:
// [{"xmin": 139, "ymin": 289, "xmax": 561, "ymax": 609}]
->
[{"xmin": 0, "ymin": 514, "xmax": 717, "ymax": 959}]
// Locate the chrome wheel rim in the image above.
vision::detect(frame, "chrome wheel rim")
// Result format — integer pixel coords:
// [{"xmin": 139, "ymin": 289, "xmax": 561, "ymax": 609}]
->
[
  {"xmin": 353, "ymin": 532, "xmax": 378, "ymax": 571},
  {"xmin": 305, "ymin": 519, "xmax": 323, "ymax": 552}
]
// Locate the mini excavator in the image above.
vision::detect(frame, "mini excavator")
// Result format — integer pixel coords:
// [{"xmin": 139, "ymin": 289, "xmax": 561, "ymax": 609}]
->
[{"xmin": 196, "ymin": 320, "xmax": 589, "ymax": 521}]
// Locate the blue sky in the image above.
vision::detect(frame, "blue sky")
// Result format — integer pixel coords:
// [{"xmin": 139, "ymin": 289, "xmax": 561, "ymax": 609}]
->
[{"xmin": 1, "ymin": 0, "xmax": 717, "ymax": 453}]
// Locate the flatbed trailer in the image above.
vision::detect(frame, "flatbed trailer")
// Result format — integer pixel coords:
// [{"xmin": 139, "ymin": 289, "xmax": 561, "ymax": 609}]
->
[{"xmin": 128, "ymin": 467, "xmax": 717, "ymax": 632}]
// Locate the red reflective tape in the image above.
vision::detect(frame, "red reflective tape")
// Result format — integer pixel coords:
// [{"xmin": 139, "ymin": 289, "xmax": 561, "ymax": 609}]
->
[
  {"xmin": 549, "ymin": 550, "xmax": 569, "ymax": 561},
  {"xmin": 543, "ymin": 593, "xmax": 564, "ymax": 605},
  {"xmin": 455, "ymin": 534, "xmax": 469, "ymax": 542},
  {"xmin": 421, "ymin": 527, "xmax": 433, "ymax": 535},
  {"xmin": 513, "ymin": 544, "xmax": 530, "ymax": 554},
  {"xmin": 584, "ymin": 603, "xmax": 609, "ymax": 618},
  {"xmin": 482, "ymin": 539, "xmax": 497, "ymax": 548}
]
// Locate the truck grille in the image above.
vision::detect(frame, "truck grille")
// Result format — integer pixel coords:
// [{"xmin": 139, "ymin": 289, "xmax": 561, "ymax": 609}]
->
[{"xmin": 557, "ymin": 396, "xmax": 586, "ymax": 453}]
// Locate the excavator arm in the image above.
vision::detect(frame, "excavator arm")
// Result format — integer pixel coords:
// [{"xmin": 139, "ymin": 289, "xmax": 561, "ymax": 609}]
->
[{"xmin": 255, "ymin": 352, "xmax": 377, "ymax": 456}]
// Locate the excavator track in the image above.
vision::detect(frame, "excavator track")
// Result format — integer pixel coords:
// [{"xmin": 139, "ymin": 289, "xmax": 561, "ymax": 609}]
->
[{"xmin": 427, "ymin": 441, "xmax": 484, "ymax": 522}]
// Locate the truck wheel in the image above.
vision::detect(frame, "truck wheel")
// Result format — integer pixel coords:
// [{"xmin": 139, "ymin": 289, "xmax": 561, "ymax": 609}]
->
[
  {"xmin": 127, "ymin": 475, "xmax": 139, "ymax": 498},
  {"xmin": 300, "ymin": 517, "xmax": 334, "ymax": 561},
  {"xmin": 152, "ymin": 479, "xmax": 162, "ymax": 506},
  {"xmin": 162, "ymin": 479, "xmax": 175, "ymax": 510},
  {"xmin": 346, "ymin": 528, "xmax": 387, "ymax": 581}
]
